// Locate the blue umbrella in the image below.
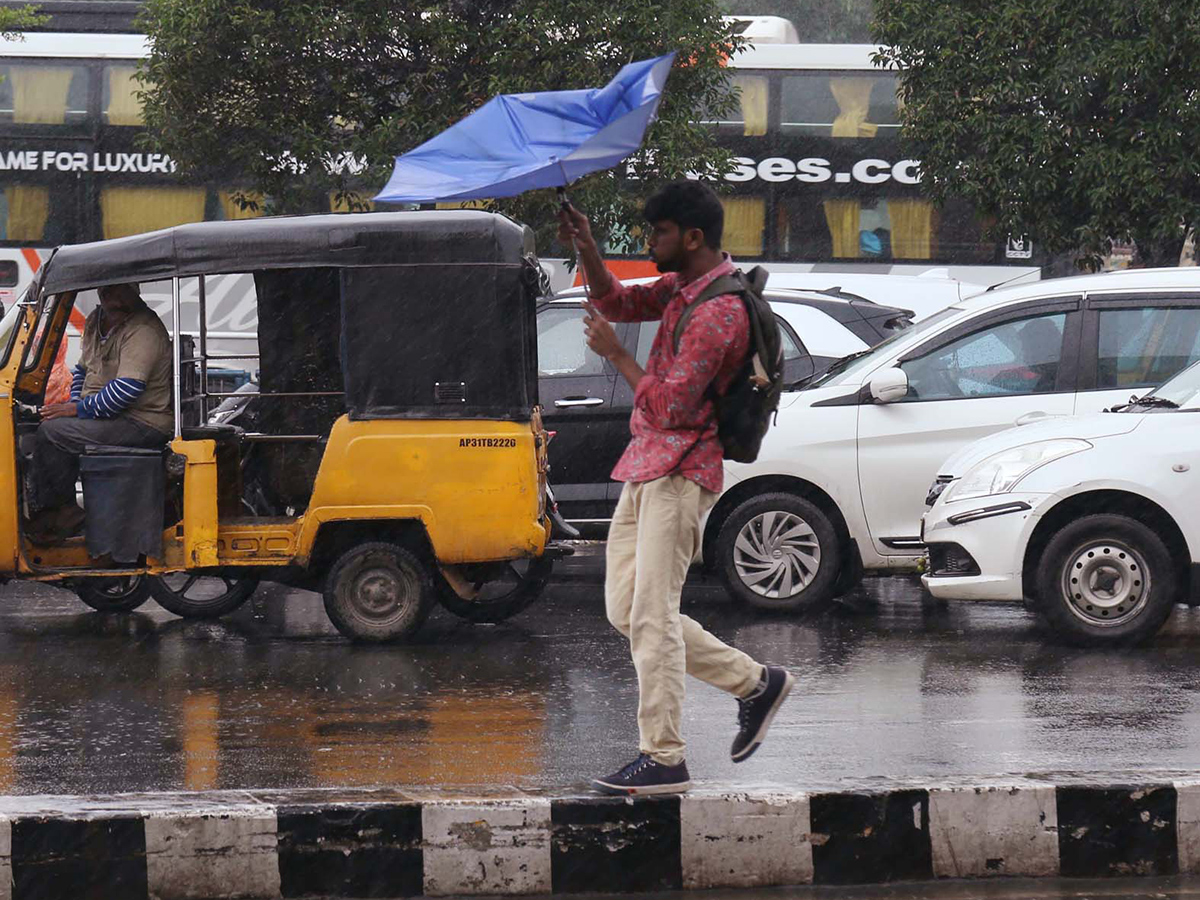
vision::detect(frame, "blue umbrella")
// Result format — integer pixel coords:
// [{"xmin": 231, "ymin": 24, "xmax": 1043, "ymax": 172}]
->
[{"xmin": 373, "ymin": 52, "xmax": 676, "ymax": 203}]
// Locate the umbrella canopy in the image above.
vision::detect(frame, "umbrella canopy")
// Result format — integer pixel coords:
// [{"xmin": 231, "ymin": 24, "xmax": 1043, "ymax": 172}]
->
[{"xmin": 373, "ymin": 53, "xmax": 676, "ymax": 203}]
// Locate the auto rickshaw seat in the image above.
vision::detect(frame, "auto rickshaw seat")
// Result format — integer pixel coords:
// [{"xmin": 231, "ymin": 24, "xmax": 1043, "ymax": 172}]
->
[
  {"xmin": 176, "ymin": 424, "xmax": 244, "ymax": 518},
  {"xmin": 180, "ymin": 423, "xmax": 244, "ymax": 441},
  {"xmin": 79, "ymin": 444, "xmax": 165, "ymax": 562}
]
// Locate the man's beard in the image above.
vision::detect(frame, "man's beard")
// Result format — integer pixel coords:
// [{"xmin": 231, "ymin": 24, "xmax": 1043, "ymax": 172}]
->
[{"xmin": 651, "ymin": 249, "xmax": 682, "ymax": 273}]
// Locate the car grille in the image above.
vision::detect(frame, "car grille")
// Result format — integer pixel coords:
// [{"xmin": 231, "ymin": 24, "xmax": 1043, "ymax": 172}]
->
[{"xmin": 926, "ymin": 542, "xmax": 980, "ymax": 577}]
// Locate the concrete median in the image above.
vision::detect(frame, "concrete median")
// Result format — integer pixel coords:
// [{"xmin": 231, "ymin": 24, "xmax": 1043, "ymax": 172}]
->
[{"xmin": 2, "ymin": 778, "xmax": 1200, "ymax": 897}]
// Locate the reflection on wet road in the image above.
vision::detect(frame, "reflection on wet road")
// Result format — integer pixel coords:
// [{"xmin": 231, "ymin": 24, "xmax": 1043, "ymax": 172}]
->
[{"xmin": 3, "ymin": 562, "xmax": 1200, "ymax": 796}]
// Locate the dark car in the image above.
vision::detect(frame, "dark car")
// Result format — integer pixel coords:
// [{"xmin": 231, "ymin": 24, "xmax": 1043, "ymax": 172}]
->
[{"xmin": 538, "ymin": 286, "xmax": 913, "ymax": 526}]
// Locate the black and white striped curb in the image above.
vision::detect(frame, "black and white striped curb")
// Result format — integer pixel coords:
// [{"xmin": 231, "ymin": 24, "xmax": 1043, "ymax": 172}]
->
[{"xmin": 2, "ymin": 780, "xmax": 1199, "ymax": 898}]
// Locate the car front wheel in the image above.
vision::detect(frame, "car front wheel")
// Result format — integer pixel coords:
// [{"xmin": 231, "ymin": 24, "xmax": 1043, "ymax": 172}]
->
[
  {"xmin": 715, "ymin": 492, "xmax": 840, "ymax": 613},
  {"xmin": 1035, "ymin": 514, "xmax": 1178, "ymax": 646}
]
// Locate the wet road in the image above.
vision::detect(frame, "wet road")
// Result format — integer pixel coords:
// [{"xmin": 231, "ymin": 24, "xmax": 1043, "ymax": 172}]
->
[
  {"xmin": 343, "ymin": 878, "xmax": 1200, "ymax": 900},
  {"xmin": 379, "ymin": 878, "xmax": 1200, "ymax": 900},
  {"xmin": 4, "ymin": 551, "xmax": 1200, "ymax": 796}
]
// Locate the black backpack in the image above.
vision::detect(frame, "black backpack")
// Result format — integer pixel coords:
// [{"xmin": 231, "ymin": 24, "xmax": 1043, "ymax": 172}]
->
[{"xmin": 672, "ymin": 266, "xmax": 783, "ymax": 464}]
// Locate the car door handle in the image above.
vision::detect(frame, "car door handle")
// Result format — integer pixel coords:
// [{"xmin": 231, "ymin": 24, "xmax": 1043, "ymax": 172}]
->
[
  {"xmin": 555, "ymin": 397, "xmax": 605, "ymax": 408},
  {"xmin": 1014, "ymin": 410, "xmax": 1054, "ymax": 426}
]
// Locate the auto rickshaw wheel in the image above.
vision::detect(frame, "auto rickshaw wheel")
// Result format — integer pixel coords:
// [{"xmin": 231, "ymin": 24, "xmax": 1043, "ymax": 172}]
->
[
  {"xmin": 323, "ymin": 542, "xmax": 434, "ymax": 642},
  {"xmin": 73, "ymin": 575, "xmax": 151, "ymax": 613},
  {"xmin": 436, "ymin": 556, "xmax": 553, "ymax": 624},
  {"xmin": 148, "ymin": 573, "xmax": 259, "ymax": 619}
]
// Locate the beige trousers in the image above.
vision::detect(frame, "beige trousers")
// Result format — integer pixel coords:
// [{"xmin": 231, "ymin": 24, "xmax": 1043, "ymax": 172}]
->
[{"xmin": 605, "ymin": 474, "xmax": 763, "ymax": 766}]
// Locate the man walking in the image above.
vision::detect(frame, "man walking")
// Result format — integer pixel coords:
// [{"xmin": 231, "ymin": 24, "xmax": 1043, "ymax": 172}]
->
[{"xmin": 558, "ymin": 181, "xmax": 794, "ymax": 796}]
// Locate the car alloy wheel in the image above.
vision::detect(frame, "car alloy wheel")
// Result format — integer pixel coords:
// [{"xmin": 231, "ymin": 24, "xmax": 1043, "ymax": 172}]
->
[
  {"xmin": 716, "ymin": 491, "xmax": 841, "ymax": 614},
  {"xmin": 734, "ymin": 510, "xmax": 822, "ymax": 599}
]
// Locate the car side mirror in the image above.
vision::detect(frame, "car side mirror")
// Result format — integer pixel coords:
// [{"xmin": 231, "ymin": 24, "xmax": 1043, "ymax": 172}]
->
[{"xmin": 868, "ymin": 367, "xmax": 908, "ymax": 404}]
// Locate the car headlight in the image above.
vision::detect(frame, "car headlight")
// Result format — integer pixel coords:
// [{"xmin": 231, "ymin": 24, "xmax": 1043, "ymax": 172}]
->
[{"xmin": 944, "ymin": 438, "xmax": 1092, "ymax": 503}]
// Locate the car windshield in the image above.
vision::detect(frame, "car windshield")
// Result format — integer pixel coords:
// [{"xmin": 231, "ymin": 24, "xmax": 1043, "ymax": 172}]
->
[
  {"xmin": 801, "ymin": 305, "xmax": 963, "ymax": 389},
  {"xmin": 1142, "ymin": 359, "xmax": 1200, "ymax": 409}
]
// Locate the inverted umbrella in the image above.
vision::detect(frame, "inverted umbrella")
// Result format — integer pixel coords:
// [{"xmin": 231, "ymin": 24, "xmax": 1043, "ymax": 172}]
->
[{"xmin": 372, "ymin": 52, "xmax": 676, "ymax": 204}]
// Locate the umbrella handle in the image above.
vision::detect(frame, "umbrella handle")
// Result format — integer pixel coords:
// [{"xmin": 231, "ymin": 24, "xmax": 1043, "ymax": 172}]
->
[
  {"xmin": 557, "ymin": 187, "xmax": 590, "ymax": 300},
  {"xmin": 574, "ymin": 237, "xmax": 591, "ymax": 300}
]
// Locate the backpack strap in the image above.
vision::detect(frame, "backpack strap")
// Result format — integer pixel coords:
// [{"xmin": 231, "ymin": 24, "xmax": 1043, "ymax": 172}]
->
[
  {"xmin": 671, "ymin": 267, "xmax": 774, "ymax": 388},
  {"xmin": 671, "ymin": 272, "xmax": 749, "ymax": 354},
  {"xmin": 741, "ymin": 266, "xmax": 774, "ymax": 388}
]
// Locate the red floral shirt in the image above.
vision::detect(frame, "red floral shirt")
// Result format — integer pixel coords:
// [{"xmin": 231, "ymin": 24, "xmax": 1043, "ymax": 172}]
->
[{"xmin": 591, "ymin": 254, "xmax": 749, "ymax": 494}]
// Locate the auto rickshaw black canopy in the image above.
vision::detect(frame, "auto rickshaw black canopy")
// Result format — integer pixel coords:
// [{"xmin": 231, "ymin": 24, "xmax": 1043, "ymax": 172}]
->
[{"xmin": 38, "ymin": 211, "xmax": 543, "ymax": 421}]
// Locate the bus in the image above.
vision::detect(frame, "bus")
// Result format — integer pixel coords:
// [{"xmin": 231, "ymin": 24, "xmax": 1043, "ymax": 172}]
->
[
  {"xmin": 0, "ymin": 31, "xmax": 327, "ymax": 392},
  {"xmin": 709, "ymin": 39, "xmax": 1043, "ymax": 283},
  {"xmin": 552, "ymin": 19, "xmax": 1047, "ymax": 288},
  {"xmin": 0, "ymin": 28, "xmax": 1040, "ymax": 320}
]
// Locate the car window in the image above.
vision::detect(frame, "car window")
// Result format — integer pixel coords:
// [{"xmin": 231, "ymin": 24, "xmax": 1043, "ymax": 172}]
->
[
  {"xmin": 636, "ymin": 321, "xmax": 660, "ymax": 368},
  {"xmin": 900, "ymin": 311, "xmax": 1066, "ymax": 401},
  {"xmin": 537, "ymin": 306, "xmax": 604, "ymax": 376},
  {"xmin": 805, "ymin": 305, "xmax": 962, "ymax": 389},
  {"xmin": 779, "ymin": 320, "xmax": 803, "ymax": 360},
  {"xmin": 1098, "ymin": 306, "xmax": 1200, "ymax": 389},
  {"xmin": 772, "ymin": 302, "xmax": 867, "ymax": 359}
]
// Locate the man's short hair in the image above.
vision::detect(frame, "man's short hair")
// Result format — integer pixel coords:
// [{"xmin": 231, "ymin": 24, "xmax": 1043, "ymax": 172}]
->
[
  {"xmin": 97, "ymin": 282, "xmax": 141, "ymax": 301},
  {"xmin": 643, "ymin": 180, "xmax": 724, "ymax": 250}
]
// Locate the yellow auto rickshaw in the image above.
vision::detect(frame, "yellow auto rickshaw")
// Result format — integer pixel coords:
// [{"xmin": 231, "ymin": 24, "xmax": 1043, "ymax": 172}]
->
[{"xmin": 1, "ymin": 210, "xmax": 566, "ymax": 641}]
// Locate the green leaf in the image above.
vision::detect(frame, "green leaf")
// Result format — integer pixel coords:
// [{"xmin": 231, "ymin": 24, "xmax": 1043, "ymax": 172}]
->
[{"xmin": 872, "ymin": 0, "xmax": 1200, "ymax": 266}]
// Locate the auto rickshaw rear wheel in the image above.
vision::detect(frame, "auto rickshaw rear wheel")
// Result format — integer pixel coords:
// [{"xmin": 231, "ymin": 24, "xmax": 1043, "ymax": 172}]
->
[
  {"xmin": 148, "ymin": 573, "xmax": 259, "ymax": 619},
  {"xmin": 323, "ymin": 542, "xmax": 434, "ymax": 642},
  {"xmin": 73, "ymin": 575, "xmax": 151, "ymax": 613},
  {"xmin": 435, "ymin": 556, "xmax": 553, "ymax": 624}
]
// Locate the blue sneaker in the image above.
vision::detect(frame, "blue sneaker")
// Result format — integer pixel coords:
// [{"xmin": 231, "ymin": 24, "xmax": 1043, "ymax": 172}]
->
[
  {"xmin": 592, "ymin": 754, "xmax": 691, "ymax": 795},
  {"xmin": 731, "ymin": 665, "xmax": 795, "ymax": 762}
]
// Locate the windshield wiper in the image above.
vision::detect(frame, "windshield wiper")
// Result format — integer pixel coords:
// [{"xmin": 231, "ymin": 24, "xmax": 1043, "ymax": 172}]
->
[
  {"xmin": 792, "ymin": 348, "xmax": 875, "ymax": 391},
  {"xmin": 817, "ymin": 348, "xmax": 873, "ymax": 378},
  {"xmin": 1135, "ymin": 395, "xmax": 1180, "ymax": 408},
  {"xmin": 1111, "ymin": 393, "xmax": 1180, "ymax": 412}
]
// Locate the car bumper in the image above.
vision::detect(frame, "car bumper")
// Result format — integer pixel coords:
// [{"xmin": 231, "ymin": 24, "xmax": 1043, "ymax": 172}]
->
[{"xmin": 920, "ymin": 492, "xmax": 1051, "ymax": 602}]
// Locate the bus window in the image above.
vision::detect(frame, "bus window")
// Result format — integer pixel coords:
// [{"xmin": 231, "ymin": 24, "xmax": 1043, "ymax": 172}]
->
[
  {"xmin": 1, "ymin": 185, "xmax": 49, "ymax": 242},
  {"xmin": 779, "ymin": 72, "xmax": 899, "ymax": 137},
  {"xmin": 702, "ymin": 71, "xmax": 768, "ymax": 136},
  {"xmin": 773, "ymin": 194, "xmax": 1006, "ymax": 264},
  {"xmin": 0, "ymin": 260, "xmax": 17, "ymax": 287},
  {"xmin": 103, "ymin": 64, "xmax": 143, "ymax": 126},
  {"xmin": 0, "ymin": 62, "xmax": 90, "ymax": 128},
  {"xmin": 0, "ymin": 182, "xmax": 82, "ymax": 245},
  {"xmin": 773, "ymin": 196, "xmax": 937, "ymax": 261},
  {"xmin": 733, "ymin": 74, "xmax": 768, "ymax": 136},
  {"xmin": 722, "ymin": 197, "xmax": 766, "ymax": 257},
  {"xmin": 100, "ymin": 186, "xmax": 206, "ymax": 239}
]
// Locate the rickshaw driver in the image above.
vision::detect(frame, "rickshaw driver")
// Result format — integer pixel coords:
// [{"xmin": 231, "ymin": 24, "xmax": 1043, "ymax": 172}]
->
[{"xmin": 28, "ymin": 282, "xmax": 173, "ymax": 542}]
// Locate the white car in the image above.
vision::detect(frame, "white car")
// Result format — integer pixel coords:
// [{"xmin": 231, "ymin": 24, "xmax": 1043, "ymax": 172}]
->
[
  {"xmin": 761, "ymin": 270, "xmax": 988, "ymax": 321},
  {"xmin": 542, "ymin": 285, "xmax": 913, "ymax": 523},
  {"xmin": 921, "ymin": 359, "xmax": 1200, "ymax": 646},
  {"xmin": 704, "ymin": 267, "xmax": 1200, "ymax": 615}
]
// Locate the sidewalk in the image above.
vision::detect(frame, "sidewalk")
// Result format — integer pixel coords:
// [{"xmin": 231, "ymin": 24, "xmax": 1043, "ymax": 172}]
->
[{"xmin": 4, "ymin": 776, "xmax": 1200, "ymax": 899}]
